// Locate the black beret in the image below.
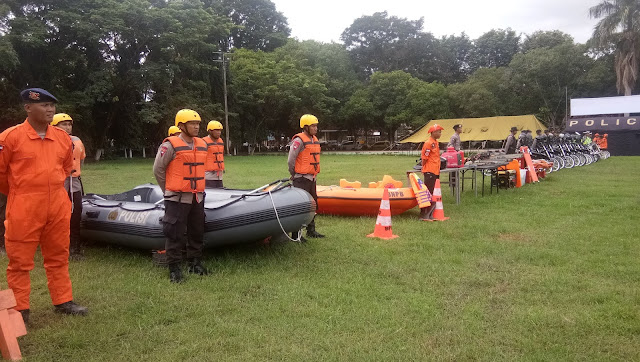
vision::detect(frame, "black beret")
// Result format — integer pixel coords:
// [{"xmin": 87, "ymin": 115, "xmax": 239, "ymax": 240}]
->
[
  {"xmin": 510, "ymin": 126, "xmax": 518, "ymax": 132},
  {"xmin": 453, "ymin": 124, "xmax": 462, "ymax": 130},
  {"xmin": 20, "ymin": 88, "xmax": 58, "ymax": 103}
]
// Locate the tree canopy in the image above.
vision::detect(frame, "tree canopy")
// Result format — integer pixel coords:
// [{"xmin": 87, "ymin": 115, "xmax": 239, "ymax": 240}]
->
[{"xmin": 0, "ymin": 2, "xmax": 625, "ymax": 156}]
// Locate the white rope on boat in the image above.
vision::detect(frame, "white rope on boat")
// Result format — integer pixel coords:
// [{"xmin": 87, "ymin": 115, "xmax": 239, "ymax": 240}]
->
[{"xmin": 267, "ymin": 188, "xmax": 304, "ymax": 243}]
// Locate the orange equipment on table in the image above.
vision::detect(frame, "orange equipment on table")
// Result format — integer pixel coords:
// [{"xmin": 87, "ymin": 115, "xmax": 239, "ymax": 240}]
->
[
  {"xmin": 519, "ymin": 146, "xmax": 539, "ymax": 183},
  {"xmin": 317, "ymin": 175, "xmax": 418, "ymax": 216}
]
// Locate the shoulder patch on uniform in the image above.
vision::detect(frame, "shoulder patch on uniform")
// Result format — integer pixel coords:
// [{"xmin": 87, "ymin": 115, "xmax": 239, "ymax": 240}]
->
[
  {"xmin": 0, "ymin": 125, "xmax": 20, "ymax": 142},
  {"xmin": 160, "ymin": 145, "xmax": 168, "ymax": 157},
  {"xmin": 292, "ymin": 140, "xmax": 301, "ymax": 150}
]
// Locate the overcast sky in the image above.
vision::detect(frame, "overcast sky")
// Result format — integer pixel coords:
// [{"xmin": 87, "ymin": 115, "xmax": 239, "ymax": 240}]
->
[{"xmin": 271, "ymin": 0, "xmax": 603, "ymax": 44}]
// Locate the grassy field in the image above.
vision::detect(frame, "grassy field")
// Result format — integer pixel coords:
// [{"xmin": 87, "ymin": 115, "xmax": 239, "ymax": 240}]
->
[{"xmin": 2, "ymin": 154, "xmax": 639, "ymax": 361}]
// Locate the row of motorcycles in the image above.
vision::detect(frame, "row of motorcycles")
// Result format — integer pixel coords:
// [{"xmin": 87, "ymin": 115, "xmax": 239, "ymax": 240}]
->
[{"xmin": 529, "ymin": 133, "xmax": 610, "ymax": 172}]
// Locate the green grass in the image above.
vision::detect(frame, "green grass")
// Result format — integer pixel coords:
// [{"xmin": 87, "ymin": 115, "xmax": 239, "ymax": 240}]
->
[{"xmin": 2, "ymin": 154, "xmax": 639, "ymax": 361}]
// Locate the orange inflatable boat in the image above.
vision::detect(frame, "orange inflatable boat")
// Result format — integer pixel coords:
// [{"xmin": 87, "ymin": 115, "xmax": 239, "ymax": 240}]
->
[{"xmin": 316, "ymin": 176, "xmax": 418, "ymax": 216}]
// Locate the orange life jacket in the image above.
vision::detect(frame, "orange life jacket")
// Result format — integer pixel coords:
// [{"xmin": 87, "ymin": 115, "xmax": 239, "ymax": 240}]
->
[
  {"xmin": 600, "ymin": 137, "xmax": 608, "ymax": 149},
  {"xmin": 164, "ymin": 136, "xmax": 207, "ymax": 193},
  {"xmin": 294, "ymin": 132, "xmax": 321, "ymax": 175},
  {"xmin": 71, "ymin": 136, "xmax": 85, "ymax": 177},
  {"xmin": 204, "ymin": 136, "xmax": 225, "ymax": 171}
]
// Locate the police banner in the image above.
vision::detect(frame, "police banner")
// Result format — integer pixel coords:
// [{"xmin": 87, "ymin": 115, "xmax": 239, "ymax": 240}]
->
[{"xmin": 566, "ymin": 117, "xmax": 640, "ymax": 132}]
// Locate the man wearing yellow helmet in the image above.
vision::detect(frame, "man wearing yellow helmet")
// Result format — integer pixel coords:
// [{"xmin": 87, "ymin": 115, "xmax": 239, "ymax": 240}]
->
[
  {"xmin": 167, "ymin": 126, "xmax": 181, "ymax": 137},
  {"xmin": 204, "ymin": 120, "xmax": 225, "ymax": 188},
  {"xmin": 153, "ymin": 109, "xmax": 209, "ymax": 283},
  {"xmin": 287, "ymin": 114, "xmax": 325, "ymax": 241},
  {"xmin": 51, "ymin": 113, "xmax": 87, "ymax": 260}
]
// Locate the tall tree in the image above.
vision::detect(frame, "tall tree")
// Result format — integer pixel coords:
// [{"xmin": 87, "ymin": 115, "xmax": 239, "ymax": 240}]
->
[
  {"xmin": 365, "ymin": 71, "xmax": 449, "ymax": 138},
  {"xmin": 229, "ymin": 46, "xmax": 338, "ymax": 145},
  {"xmin": 0, "ymin": 0, "xmax": 231, "ymax": 157},
  {"xmin": 438, "ymin": 33, "xmax": 473, "ymax": 83},
  {"xmin": 469, "ymin": 28, "xmax": 520, "ymax": 70},
  {"xmin": 590, "ymin": 0, "xmax": 640, "ymax": 95},
  {"xmin": 210, "ymin": 0, "xmax": 290, "ymax": 51},
  {"xmin": 521, "ymin": 30, "xmax": 574, "ymax": 53},
  {"xmin": 340, "ymin": 11, "xmax": 424, "ymax": 77},
  {"xmin": 275, "ymin": 40, "xmax": 360, "ymax": 127},
  {"xmin": 509, "ymin": 43, "xmax": 593, "ymax": 126}
]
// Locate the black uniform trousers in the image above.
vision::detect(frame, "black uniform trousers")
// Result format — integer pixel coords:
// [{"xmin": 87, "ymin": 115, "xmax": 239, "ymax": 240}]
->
[
  {"xmin": 293, "ymin": 177, "xmax": 318, "ymax": 232},
  {"xmin": 162, "ymin": 195, "xmax": 205, "ymax": 265},
  {"xmin": 422, "ymin": 172, "xmax": 439, "ymax": 216},
  {"xmin": 68, "ymin": 190, "xmax": 83, "ymax": 253}
]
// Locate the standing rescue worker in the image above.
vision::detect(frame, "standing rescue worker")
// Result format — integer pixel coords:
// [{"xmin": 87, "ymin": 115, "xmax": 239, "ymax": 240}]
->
[
  {"xmin": 593, "ymin": 133, "xmax": 602, "ymax": 148},
  {"xmin": 168, "ymin": 126, "xmax": 181, "ymax": 137},
  {"xmin": 288, "ymin": 114, "xmax": 325, "ymax": 241},
  {"xmin": 447, "ymin": 124, "xmax": 462, "ymax": 151},
  {"xmin": 601, "ymin": 134, "xmax": 608, "ymax": 150},
  {"xmin": 153, "ymin": 109, "xmax": 209, "ymax": 283},
  {"xmin": 420, "ymin": 124, "xmax": 444, "ymax": 221},
  {"xmin": 51, "ymin": 113, "xmax": 86, "ymax": 260},
  {"xmin": 0, "ymin": 88, "xmax": 88, "ymax": 323},
  {"xmin": 204, "ymin": 120, "xmax": 225, "ymax": 188},
  {"xmin": 503, "ymin": 126, "xmax": 518, "ymax": 154}
]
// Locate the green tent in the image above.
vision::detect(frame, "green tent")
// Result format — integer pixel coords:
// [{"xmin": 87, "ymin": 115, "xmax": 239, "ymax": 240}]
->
[{"xmin": 400, "ymin": 115, "xmax": 547, "ymax": 143}]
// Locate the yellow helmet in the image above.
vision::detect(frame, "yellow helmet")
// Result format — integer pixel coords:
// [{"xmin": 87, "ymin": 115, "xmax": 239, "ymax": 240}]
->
[
  {"xmin": 175, "ymin": 109, "xmax": 201, "ymax": 127},
  {"xmin": 300, "ymin": 114, "xmax": 318, "ymax": 128},
  {"xmin": 207, "ymin": 120, "xmax": 223, "ymax": 131},
  {"xmin": 167, "ymin": 126, "xmax": 181, "ymax": 137},
  {"xmin": 51, "ymin": 113, "xmax": 73, "ymax": 126}
]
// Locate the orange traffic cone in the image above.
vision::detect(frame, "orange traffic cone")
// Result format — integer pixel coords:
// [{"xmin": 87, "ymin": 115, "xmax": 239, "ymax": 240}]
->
[
  {"xmin": 432, "ymin": 179, "xmax": 449, "ymax": 221},
  {"xmin": 367, "ymin": 188, "xmax": 399, "ymax": 239}
]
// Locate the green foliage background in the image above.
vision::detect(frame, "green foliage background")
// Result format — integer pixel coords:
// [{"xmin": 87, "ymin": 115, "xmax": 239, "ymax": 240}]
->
[{"xmin": 0, "ymin": 1, "xmax": 626, "ymax": 156}]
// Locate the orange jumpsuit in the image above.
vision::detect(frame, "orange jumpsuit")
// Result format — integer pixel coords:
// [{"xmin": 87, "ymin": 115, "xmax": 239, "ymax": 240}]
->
[{"xmin": 0, "ymin": 120, "xmax": 74, "ymax": 310}]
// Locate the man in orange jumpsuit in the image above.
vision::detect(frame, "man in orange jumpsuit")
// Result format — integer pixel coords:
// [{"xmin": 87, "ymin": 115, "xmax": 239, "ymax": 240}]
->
[
  {"xmin": 51, "ymin": 113, "xmax": 86, "ymax": 260},
  {"xmin": 420, "ymin": 124, "xmax": 444, "ymax": 221},
  {"xmin": 0, "ymin": 88, "xmax": 88, "ymax": 323}
]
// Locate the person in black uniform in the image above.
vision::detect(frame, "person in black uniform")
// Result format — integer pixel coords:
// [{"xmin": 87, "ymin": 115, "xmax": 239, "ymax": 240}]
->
[{"xmin": 287, "ymin": 114, "xmax": 325, "ymax": 242}]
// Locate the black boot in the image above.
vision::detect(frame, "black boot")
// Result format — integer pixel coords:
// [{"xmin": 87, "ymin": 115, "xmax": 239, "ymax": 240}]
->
[
  {"xmin": 187, "ymin": 259, "xmax": 209, "ymax": 276},
  {"xmin": 419, "ymin": 207, "xmax": 434, "ymax": 221},
  {"xmin": 291, "ymin": 231, "xmax": 307, "ymax": 243},
  {"xmin": 169, "ymin": 264, "xmax": 184, "ymax": 283},
  {"xmin": 69, "ymin": 244, "xmax": 85, "ymax": 261},
  {"xmin": 18, "ymin": 309, "xmax": 29, "ymax": 324},
  {"xmin": 306, "ymin": 229, "xmax": 325, "ymax": 238},
  {"xmin": 54, "ymin": 301, "xmax": 88, "ymax": 316}
]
